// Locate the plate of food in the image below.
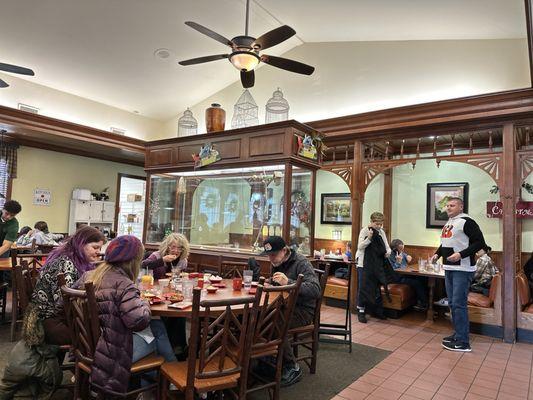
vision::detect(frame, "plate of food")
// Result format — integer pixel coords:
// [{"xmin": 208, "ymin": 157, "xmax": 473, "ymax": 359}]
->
[
  {"xmin": 209, "ymin": 276, "xmax": 223, "ymax": 283},
  {"xmin": 206, "ymin": 286, "xmax": 218, "ymax": 294},
  {"xmin": 168, "ymin": 294, "xmax": 184, "ymax": 303},
  {"xmin": 212, "ymin": 283, "xmax": 226, "ymax": 288},
  {"xmin": 141, "ymin": 292, "xmax": 156, "ymax": 299},
  {"xmin": 149, "ymin": 297, "xmax": 163, "ymax": 305}
]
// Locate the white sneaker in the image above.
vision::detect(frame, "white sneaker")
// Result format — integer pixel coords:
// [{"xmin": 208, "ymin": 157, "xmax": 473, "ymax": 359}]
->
[{"xmin": 434, "ymin": 298, "xmax": 449, "ymax": 306}]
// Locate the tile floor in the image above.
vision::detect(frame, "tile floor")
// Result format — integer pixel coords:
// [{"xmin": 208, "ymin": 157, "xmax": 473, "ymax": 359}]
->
[{"xmin": 320, "ymin": 305, "xmax": 533, "ymax": 400}]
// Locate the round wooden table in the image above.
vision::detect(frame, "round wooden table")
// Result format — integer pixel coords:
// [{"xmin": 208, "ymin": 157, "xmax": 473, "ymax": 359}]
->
[{"xmin": 149, "ymin": 279, "xmax": 260, "ymax": 318}]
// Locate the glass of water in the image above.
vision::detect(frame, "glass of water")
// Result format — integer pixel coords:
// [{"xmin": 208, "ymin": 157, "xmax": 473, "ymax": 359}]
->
[
  {"xmin": 243, "ymin": 270, "xmax": 253, "ymax": 290},
  {"xmin": 182, "ymin": 279, "xmax": 194, "ymax": 301}
]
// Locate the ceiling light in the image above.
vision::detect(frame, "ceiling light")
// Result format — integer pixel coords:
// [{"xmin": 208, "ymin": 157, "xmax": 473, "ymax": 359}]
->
[{"xmin": 229, "ymin": 51, "xmax": 260, "ymax": 72}]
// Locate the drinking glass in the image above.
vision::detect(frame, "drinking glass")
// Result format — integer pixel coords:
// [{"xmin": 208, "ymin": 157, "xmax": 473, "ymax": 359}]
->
[
  {"xmin": 182, "ymin": 279, "xmax": 194, "ymax": 301},
  {"xmin": 243, "ymin": 270, "xmax": 253, "ymax": 290},
  {"xmin": 419, "ymin": 259, "xmax": 426, "ymax": 272}
]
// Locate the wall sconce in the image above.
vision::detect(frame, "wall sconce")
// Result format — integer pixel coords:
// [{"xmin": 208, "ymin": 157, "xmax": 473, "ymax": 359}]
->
[{"xmin": 331, "ymin": 228, "xmax": 342, "ymax": 240}]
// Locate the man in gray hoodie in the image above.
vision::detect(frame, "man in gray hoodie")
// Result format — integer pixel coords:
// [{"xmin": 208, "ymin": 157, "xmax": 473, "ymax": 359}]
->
[{"xmin": 261, "ymin": 236, "xmax": 320, "ymax": 387}]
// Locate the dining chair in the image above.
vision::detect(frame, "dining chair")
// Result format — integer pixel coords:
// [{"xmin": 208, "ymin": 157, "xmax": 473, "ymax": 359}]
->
[
  {"xmin": 160, "ymin": 287, "xmax": 258, "ymax": 400},
  {"xmin": 10, "ymin": 259, "xmax": 40, "ymax": 341},
  {"xmin": 242, "ymin": 274, "xmax": 303, "ymax": 400},
  {"xmin": 289, "ymin": 264, "xmax": 330, "ymax": 374},
  {"xmin": 60, "ymin": 275, "xmax": 164, "ymax": 399},
  {"xmin": 220, "ymin": 261, "xmax": 248, "ymax": 279}
]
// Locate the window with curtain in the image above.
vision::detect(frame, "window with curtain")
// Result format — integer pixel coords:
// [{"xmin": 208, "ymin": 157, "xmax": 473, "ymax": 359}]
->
[{"xmin": 0, "ymin": 140, "xmax": 17, "ymax": 208}]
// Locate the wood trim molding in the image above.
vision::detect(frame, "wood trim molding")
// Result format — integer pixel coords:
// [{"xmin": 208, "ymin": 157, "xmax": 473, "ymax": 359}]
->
[{"xmin": 308, "ymin": 88, "xmax": 533, "ymax": 142}]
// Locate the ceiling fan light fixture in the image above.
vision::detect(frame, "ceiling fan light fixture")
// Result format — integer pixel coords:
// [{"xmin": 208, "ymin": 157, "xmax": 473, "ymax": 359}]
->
[{"xmin": 229, "ymin": 51, "xmax": 259, "ymax": 72}]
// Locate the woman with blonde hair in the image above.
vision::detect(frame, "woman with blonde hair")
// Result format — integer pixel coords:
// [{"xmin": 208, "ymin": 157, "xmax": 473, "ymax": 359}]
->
[
  {"xmin": 141, "ymin": 233, "xmax": 189, "ymax": 279},
  {"xmin": 78, "ymin": 235, "xmax": 176, "ymax": 394}
]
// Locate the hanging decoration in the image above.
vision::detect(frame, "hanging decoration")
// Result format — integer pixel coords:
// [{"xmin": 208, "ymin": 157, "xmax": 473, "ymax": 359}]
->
[
  {"xmin": 231, "ymin": 89, "xmax": 259, "ymax": 129},
  {"xmin": 192, "ymin": 143, "xmax": 221, "ymax": 169},
  {"xmin": 297, "ymin": 134, "xmax": 318, "ymax": 160},
  {"xmin": 265, "ymin": 88, "xmax": 289, "ymax": 123},
  {"xmin": 177, "ymin": 108, "xmax": 198, "ymax": 136}
]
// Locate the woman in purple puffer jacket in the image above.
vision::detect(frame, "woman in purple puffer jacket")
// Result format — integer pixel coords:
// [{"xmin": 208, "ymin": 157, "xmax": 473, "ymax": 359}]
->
[
  {"xmin": 78, "ymin": 235, "xmax": 175, "ymax": 394},
  {"xmin": 141, "ymin": 233, "xmax": 189, "ymax": 279}
]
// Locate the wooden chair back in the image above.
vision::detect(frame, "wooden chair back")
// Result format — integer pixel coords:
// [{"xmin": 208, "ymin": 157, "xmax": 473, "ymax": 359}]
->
[
  {"xmin": 251, "ymin": 274, "xmax": 303, "ymax": 356},
  {"xmin": 13, "ymin": 260, "xmax": 39, "ymax": 313},
  {"xmin": 488, "ymin": 273, "xmax": 501, "ymax": 306},
  {"xmin": 186, "ymin": 287, "xmax": 257, "ymax": 390},
  {"xmin": 221, "ymin": 261, "xmax": 248, "ymax": 279},
  {"xmin": 312, "ymin": 265, "xmax": 330, "ymax": 327},
  {"xmin": 517, "ymin": 272, "xmax": 531, "ymax": 308},
  {"xmin": 59, "ymin": 273, "xmax": 100, "ymax": 368}
]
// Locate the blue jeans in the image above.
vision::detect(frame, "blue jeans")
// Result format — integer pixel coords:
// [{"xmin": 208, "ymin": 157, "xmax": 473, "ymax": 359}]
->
[
  {"xmin": 445, "ymin": 270, "xmax": 474, "ymax": 344},
  {"xmin": 132, "ymin": 319, "xmax": 177, "ymax": 363}
]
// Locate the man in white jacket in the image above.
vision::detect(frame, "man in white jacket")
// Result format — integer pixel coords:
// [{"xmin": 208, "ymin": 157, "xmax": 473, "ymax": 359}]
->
[
  {"xmin": 431, "ymin": 197, "xmax": 486, "ymax": 352},
  {"xmin": 355, "ymin": 212, "xmax": 391, "ymax": 323}
]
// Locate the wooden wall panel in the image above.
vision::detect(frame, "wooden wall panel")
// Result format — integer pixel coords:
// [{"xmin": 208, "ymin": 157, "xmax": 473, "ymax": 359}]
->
[
  {"xmin": 147, "ymin": 148, "xmax": 173, "ymax": 166},
  {"xmin": 249, "ymin": 134, "xmax": 285, "ymax": 156},
  {"xmin": 215, "ymin": 139, "xmax": 241, "ymax": 159}
]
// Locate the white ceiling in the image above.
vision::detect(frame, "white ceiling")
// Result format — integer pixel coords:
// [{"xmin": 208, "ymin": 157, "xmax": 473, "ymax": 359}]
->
[{"xmin": 0, "ymin": 0, "xmax": 527, "ymax": 121}]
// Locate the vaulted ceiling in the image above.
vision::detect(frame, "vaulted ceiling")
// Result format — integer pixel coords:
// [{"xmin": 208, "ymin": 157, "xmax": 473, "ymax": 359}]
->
[{"xmin": 0, "ymin": 0, "xmax": 527, "ymax": 121}]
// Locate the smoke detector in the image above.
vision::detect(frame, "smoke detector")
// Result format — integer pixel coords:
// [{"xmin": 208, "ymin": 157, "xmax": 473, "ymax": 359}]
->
[{"xmin": 154, "ymin": 48, "xmax": 172, "ymax": 60}]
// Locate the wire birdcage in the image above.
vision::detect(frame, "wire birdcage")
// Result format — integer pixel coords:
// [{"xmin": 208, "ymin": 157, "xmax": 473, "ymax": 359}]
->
[
  {"xmin": 177, "ymin": 108, "xmax": 198, "ymax": 136},
  {"xmin": 265, "ymin": 88, "xmax": 289, "ymax": 123},
  {"xmin": 231, "ymin": 90, "xmax": 259, "ymax": 129}
]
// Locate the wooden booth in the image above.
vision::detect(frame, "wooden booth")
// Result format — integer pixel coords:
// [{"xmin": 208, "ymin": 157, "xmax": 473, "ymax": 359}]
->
[{"xmin": 143, "ymin": 120, "xmax": 321, "ymax": 274}]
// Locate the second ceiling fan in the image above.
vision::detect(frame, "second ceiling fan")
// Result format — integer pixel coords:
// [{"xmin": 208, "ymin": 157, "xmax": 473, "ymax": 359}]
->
[{"xmin": 179, "ymin": 0, "xmax": 315, "ymax": 88}]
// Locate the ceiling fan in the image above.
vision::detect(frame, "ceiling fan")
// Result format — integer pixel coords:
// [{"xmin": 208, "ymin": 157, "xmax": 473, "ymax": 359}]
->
[
  {"xmin": 0, "ymin": 61, "xmax": 35, "ymax": 88},
  {"xmin": 179, "ymin": 0, "xmax": 315, "ymax": 88}
]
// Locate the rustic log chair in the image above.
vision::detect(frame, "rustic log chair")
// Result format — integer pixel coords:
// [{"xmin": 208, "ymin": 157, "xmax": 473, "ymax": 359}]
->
[
  {"xmin": 59, "ymin": 274, "xmax": 164, "ymax": 400},
  {"xmin": 220, "ymin": 261, "xmax": 248, "ymax": 279},
  {"xmin": 241, "ymin": 274, "xmax": 303, "ymax": 400},
  {"xmin": 10, "ymin": 258, "xmax": 41, "ymax": 341},
  {"xmin": 160, "ymin": 287, "xmax": 258, "ymax": 400},
  {"xmin": 289, "ymin": 264, "xmax": 330, "ymax": 374},
  {"xmin": 0, "ymin": 280, "xmax": 7, "ymax": 322}
]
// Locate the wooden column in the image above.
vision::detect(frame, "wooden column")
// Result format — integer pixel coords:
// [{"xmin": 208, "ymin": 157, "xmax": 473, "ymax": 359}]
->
[
  {"xmin": 350, "ymin": 140, "xmax": 363, "ymax": 312},
  {"xmin": 383, "ymin": 169, "xmax": 393, "ymax": 238},
  {"xmin": 502, "ymin": 123, "xmax": 517, "ymax": 343}
]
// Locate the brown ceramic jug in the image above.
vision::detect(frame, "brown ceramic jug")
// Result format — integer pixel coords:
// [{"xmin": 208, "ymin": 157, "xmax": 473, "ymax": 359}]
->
[{"xmin": 205, "ymin": 103, "xmax": 225, "ymax": 133}]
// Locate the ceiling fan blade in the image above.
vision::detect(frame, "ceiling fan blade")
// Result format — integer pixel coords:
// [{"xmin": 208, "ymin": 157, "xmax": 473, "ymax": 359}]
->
[
  {"xmin": 0, "ymin": 62, "xmax": 35, "ymax": 76},
  {"xmin": 240, "ymin": 70, "xmax": 254, "ymax": 88},
  {"xmin": 185, "ymin": 21, "xmax": 234, "ymax": 48},
  {"xmin": 261, "ymin": 55, "xmax": 315, "ymax": 75},
  {"xmin": 252, "ymin": 25, "xmax": 296, "ymax": 51},
  {"xmin": 0, "ymin": 79, "xmax": 8, "ymax": 88},
  {"xmin": 179, "ymin": 54, "xmax": 229, "ymax": 66}
]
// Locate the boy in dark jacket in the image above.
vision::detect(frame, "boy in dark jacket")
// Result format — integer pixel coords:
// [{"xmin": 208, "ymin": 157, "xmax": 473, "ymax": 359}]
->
[{"xmin": 261, "ymin": 236, "xmax": 320, "ymax": 387}]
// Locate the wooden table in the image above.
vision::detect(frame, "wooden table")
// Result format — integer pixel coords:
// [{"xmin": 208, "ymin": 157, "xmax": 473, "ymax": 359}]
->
[
  {"xmin": 150, "ymin": 279, "xmax": 260, "ymax": 318},
  {"xmin": 0, "ymin": 258, "xmax": 12, "ymax": 271},
  {"xmin": 395, "ymin": 266, "xmax": 445, "ymax": 321}
]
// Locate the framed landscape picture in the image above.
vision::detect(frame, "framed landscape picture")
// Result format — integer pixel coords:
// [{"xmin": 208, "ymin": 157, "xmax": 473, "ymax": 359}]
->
[
  {"xmin": 321, "ymin": 193, "xmax": 351, "ymax": 224},
  {"xmin": 426, "ymin": 182, "xmax": 469, "ymax": 228}
]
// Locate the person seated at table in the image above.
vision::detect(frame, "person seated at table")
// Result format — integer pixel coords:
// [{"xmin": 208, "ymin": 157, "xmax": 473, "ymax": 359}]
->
[
  {"xmin": 76, "ymin": 235, "xmax": 176, "ymax": 395},
  {"xmin": 16, "ymin": 221, "xmax": 64, "ymax": 247},
  {"xmin": 0, "ymin": 200, "xmax": 21, "ymax": 261},
  {"xmin": 141, "ymin": 233, "xmax": 189, "ymax": 279},
  {"xmin": 142, "ymin": 232, "xmax": 189, "ymax": 359},
  {"xmin": 470, "ymin": 246, "xmax": 498, "ymax": 296},
  {"xmin": 16, "ymin": 226, "xmax": 31, "ymax": 241},
  {"xmin": 26, "ymin": 225, "xmax": 105, "ymax": 345},
  {"xmin": 388, "ymin": 239, "xmax": 428, "ymax": 312},
  {"xmin": 261, "ymin": 236, "xmax": 321, "ymax": 387},
  {"xmin": 355, "ymin": 212, "xmax": 391, "ymax": 323}
]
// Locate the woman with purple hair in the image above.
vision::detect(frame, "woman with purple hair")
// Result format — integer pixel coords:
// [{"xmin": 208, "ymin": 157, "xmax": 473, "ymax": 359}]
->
[{"xmin": 31, "ymin": 225, "xmax": 105, "ymax": 345}]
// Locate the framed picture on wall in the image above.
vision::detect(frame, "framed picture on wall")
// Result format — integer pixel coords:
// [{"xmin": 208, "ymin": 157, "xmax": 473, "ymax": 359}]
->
[
  {"xmin": 321, "ymin": 193, "xmax": 351, "ymax": 224},
  {"xmin": 426, "ymin": 182, "xmax": 469, "ymax": 228}
]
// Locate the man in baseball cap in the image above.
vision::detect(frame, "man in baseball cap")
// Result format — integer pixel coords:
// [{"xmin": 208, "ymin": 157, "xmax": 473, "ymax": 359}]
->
[{"xmin": 260, "ymin": 236, "xmax": 320, "ymax": 387}]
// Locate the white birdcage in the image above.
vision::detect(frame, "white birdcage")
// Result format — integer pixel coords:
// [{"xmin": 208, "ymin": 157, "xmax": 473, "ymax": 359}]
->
[
  {"xmin": 231, "ymin": 90, "xmax": 259, "ymax": 129},
  {"xmin": 177, "ymin": 108, "xmax": 198, "ymax": 136},
  {"xmin": 265, "ymin": 88, "xmax": 289, "ymax": 123}
]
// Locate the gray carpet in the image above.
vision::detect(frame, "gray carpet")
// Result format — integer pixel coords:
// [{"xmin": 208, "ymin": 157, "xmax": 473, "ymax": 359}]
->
[
  {"xmin": 249, "ymin": 342, "xmax": 390, "ymax": 400},
  {"xmin": 0, "ymin": 323, "xmax": 389, "ymax": 400}
]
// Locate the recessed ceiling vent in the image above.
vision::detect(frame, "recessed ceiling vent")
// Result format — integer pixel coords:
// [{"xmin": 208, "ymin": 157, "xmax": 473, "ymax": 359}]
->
[
  {"xmin": 18, "ymin": 103, "xmax": 39, "ymax": 114},
  {"xmin": 110, "ymin": 127, "xmax": 126, "ymax": 135}
]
